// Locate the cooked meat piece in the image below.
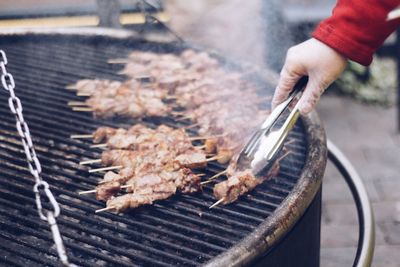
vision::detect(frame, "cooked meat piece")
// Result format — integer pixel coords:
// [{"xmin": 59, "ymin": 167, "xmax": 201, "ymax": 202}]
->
[
  {"xmin": 96, "ymin": 181, "xmax": 121, "ymax": 201},
  {"xmin": 93, "ymin": 127, "xmax": 118, "ymax": 143},
  {"xmin": 213, "ymin": 162, "xmax": 280, "ymax": 205},
  {"xmin": 175, "ymin": 152, "xmax": 207, "ymax": 169}
]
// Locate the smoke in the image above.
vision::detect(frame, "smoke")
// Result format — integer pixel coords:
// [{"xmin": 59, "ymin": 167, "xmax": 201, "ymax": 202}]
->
[
  {"xmin": 166, "ymin": 0, "xmax": 293, "ymax": 69},
  {"xmin": 166, "ymin": 1, "xmax": 300, "ymax": 72}
]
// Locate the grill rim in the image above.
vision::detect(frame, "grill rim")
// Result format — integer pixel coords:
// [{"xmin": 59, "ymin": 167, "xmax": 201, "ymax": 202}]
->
[{"xmin": 0, "ymin": 27, "xmax": 327, "ymax": 267}]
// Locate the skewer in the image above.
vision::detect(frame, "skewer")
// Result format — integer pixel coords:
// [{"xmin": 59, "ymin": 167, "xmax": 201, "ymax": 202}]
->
[
  {"xmin": 95, "ymin": 206, "xmax": 115, "ymax": 213},
  {"xmin": 182, "ymin": 123, "xmax": 200, "ymax": 129},
  {"xmin": 65, "ymin": 84, "xmax": 77, "ymax": 90},
  {"xmin": 189, "ymin": 134, "xmax": 225, "ymax": 141},
  {"xmin": 77, "ymin": 93, "xmax": 92, "ymax": 97},
  {"xmin": 78, "ymin": 189, "xmax": 97, "ymax": 195},
  {"xmin": 89, "ymin": 165, "xmax": 122, "ymax": 173},
  {"xmin": 70, "ymin": 134, "xmax": 93, "ymax": 139},
  {"xmin": 164, "ymin": 95, "xmax": 177, "ymax": 100},
  {"xmin": 72, "ymin": 107, "xmax": 93, "ymax": 112},
  {"xmin": 170, "ymin": 111, "xmax": 185, "ymax": 116},
  {"xmin": 195, "ymin": 145, "xmax": 206, "ymax": 150},
  {"xmin": 68, "ymin": 101, "xmax": 88, "ymax": 106},
  {"xmin": 80, "ymin": 159, "xmax": 102, "ymax": 165},
  {"xmin": 90, "ymin": 144, "xmax": 107, "ymax": 148},
  {"xmin": 200, "ymin": 170, "xmax": 227, "ymax": 185},
  {"xmin": 107, "ymin": 59, "xmax": 130, "ymax": 64},
  {"xmin": 205, "ymin": 155, "xmax": 222, "ymax": 162},
  {"xmin": 209, "ymin": 198, "xmax": 225, "ymax": 209}
]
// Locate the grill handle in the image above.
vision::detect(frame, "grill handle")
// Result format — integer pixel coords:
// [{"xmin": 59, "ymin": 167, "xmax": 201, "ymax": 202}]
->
[{"xmin": 327, "ymin": 140, "xmax": 375, "ymax": 267}]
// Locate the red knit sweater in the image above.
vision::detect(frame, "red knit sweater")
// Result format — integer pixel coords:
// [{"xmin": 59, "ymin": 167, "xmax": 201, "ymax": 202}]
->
[{"xmin": 312, "ymin": 0, "xmax": 400, "ymax": 66}]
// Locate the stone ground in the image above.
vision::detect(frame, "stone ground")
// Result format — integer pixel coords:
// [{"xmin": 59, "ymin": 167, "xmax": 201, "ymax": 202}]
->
[{"xmin": 317, "ymin": 94, "xmax": 400, "ymax": 267}]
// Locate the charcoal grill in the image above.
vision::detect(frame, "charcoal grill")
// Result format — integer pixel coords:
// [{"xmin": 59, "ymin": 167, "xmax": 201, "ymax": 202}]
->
[{"xmin": 0, "ymin": 28, "xmax": 326, "ymax": 267}]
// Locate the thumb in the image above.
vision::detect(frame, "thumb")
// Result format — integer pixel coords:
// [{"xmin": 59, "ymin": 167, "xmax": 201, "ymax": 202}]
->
[{"xmin": 272, "ymin": 65, "xmax": 302, "ymax": 110}]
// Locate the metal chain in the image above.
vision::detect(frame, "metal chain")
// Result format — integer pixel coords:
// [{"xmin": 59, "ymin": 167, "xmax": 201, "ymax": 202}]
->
[{"xmin": 0, "ymin": 50, "xmax": 77, "ymax": 267}]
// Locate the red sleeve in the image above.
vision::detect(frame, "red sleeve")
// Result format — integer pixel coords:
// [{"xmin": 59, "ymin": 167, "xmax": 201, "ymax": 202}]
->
[{"xmin": 312, "ymin": 0, "xmax": 400, "ymax": 66}]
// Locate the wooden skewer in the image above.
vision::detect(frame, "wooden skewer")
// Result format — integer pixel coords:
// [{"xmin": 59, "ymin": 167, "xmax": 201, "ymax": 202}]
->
[
  {"xmin": 189, "ymin": 134, "xmax": 225, "ymax": 141},
  {"xmin": 80, "ymin": 159, "xmax": 102, "ymax": 165},
  {"xmin": 196, "ymin": 173, "xmax": 206, "ymax": 177},
  {"xmin": 200, "ymin": 170, "xmax": 227, "ymax": 185},
  {"xmin": 120, "ymin": 184, "xmax": 131, "ymax": 189},
  {"xmin": 209, "ymin": 198, "xmax": 225, "ymax": 209},
  {"xmin": 164, "ymin": 95, "xmax": 177, "ymax": 100},
  {"xmin": 77, "ymin": 93, "xmax": 92, "ymax": 97},
  {"xmin": 107, "ymin": 58, "xmax": 130, "ymax": 64},
  {"xmin": 277, "ymin": 150, "xmax": 292, "ymax": 163},
  {"xmin": 170, "ymin": 111, "xmax": 185, "ymax": 116},
  {"xmin": 195, "ymin": 145, "xmax": 206, "ymax": 150},
  {"xmin": 90, "ymin": 144, "xmax": 107, "ymax": 148},
  {"xmin": 182, "ymin": 123, "xmax": 200, "ymax": 130},
  {"xmin": 72, "ymin": 107, "xmax": 93, "ymax": 112},
  {"xmin": 205, "ymin": 155, "xmax": 222, "ymax": 162},
  {"xmin": 65, "ymin": 84, "xmax": 77, "ymax": 90},
  {"xmin": 89, "ymin": 165, "xmax": 122, "ymax": 173},
  {"xmin": 95, "ymin": 206, "xmax": 116, "ymax": 213},
  {"xmin": 70, "ymin": 134, "xmax": 93, "ymax": 139},
  {"xmin": 78, "ymin": 189, "xmax": 97, "ymax": 195},
  {"xmin": 68, "ymin": 101, "xmax": 88, "ymax": 106}
]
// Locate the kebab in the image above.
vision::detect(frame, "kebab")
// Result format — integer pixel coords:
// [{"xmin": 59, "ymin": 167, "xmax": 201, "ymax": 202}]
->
[
  {"xmin": 68, "ymin": 79, "xmax": 172, "ymax": 118},
  {"xmin": 98, "ymin": 169, "xmax": 201, "ymax": 213},
  {"xmin": 210, "ymin": 151, "xmax": 291, "ymax": 208}
]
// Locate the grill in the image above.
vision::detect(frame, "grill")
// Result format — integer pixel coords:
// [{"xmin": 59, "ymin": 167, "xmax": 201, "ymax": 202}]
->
[{"xmin": 0, "ymin": 28, "xmax": 326, "ymax": 267}]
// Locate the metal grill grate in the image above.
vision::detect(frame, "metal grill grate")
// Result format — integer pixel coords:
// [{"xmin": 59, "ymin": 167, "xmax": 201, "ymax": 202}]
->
[{"xmin": 0, "ymin": 33, "xmax": 309, "ymax": 267}]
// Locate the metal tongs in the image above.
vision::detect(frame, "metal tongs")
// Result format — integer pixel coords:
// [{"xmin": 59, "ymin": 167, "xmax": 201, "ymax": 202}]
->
[{"xmin": 236, "ymin": 76, "xmax": 309, "ymax": 177}]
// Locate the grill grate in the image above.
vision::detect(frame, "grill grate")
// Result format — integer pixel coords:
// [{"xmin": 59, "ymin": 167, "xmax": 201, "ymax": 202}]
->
[{"xmin": 0, "ymin": 34, "xmax": 308, "ymax": 267}]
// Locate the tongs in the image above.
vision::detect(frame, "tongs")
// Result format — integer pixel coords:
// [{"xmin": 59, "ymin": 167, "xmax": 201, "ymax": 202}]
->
[{"xmin": 236, "ymin": 76, "xmax": 308, "ymax": 176}]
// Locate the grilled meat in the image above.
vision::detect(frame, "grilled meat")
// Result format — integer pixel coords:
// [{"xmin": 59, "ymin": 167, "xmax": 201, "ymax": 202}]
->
[
  {"xmin": 104, "ymin": 169, "xmax": 201, "ymax": 212},
  {"xmin": 213, "ymin": 162, "xmax": 280, "ymax": 205}
]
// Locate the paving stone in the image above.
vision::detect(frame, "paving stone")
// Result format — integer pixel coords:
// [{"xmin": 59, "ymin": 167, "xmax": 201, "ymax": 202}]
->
[
  {"xmin": 324, "ymin": 202, "xmax": 358, "ymax": 225},
  {"xmin": 322, "ymin": 181, "xmax": 354, "ymax": 203},
  {"xmin": 374, "ymin": 180, "xmax": 400, "ymax": 201},
  {"xmin": 361, "ymin": 147, "xmax": 400, "ymax": 182},
  {"xmin": 372, "ymin": 245, "xmax": 400, "ymax": 267},
  {"xmin": 320, "ymin": 247, "xmax": 357, "ymax": 267},
  {"xmin": 320, "ymin": 224, "xmax": 358, "ymax": 247},
  {"xmin": 321, "ymin": 180, "xmax": 379, "ymax": 203},
  {"xmin": 375, "ymin": 224, "xmax": 388, "ymax": 246},
  {"xmin": 379, "ymin": 222, "xmax": 400, "ymax": 245},
  {"xmin": 372, "ymin": 201, "xmax": 400, "ymax": 223}
]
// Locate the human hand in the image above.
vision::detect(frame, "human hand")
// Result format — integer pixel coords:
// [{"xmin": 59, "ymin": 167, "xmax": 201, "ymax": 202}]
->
[{"xmin": 271, "ymin": 38, "xmax": 347, "ymax": 115}]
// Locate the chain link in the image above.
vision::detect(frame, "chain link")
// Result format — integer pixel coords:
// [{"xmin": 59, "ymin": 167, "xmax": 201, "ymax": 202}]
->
[{"xmin": 0, "ymin": 50, "xmax": 76, "ymax": 267}]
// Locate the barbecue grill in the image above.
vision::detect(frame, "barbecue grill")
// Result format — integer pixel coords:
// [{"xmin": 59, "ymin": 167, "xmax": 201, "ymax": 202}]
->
[{"xmin": 0, "ymin": 27, "xmax": 327, "ymax": 267}]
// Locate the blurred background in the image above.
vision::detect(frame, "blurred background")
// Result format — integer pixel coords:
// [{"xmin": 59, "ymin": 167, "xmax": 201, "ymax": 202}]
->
[{"xmin": 0, "ymin": 1, "xmax": 398, "ymax": 266}]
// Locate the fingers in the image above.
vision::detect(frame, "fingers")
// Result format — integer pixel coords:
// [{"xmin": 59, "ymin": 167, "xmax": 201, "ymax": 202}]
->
[
  {"xmin": 297, "ymin": 79, "xmax": 327, "ymax": 115},
  {"xmin": 271, "ymin": 65, "xmax": 302, "ymax": 110}
]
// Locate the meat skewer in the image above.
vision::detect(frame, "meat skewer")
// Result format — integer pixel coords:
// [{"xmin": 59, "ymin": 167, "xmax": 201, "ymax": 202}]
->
[
  {"xmin": 99, "ymin": 169, "xmax": 202, "ymax": 213},
  {"xmin": 211, "ymin": 151, "xmax": 291, "ymax": 208}
]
